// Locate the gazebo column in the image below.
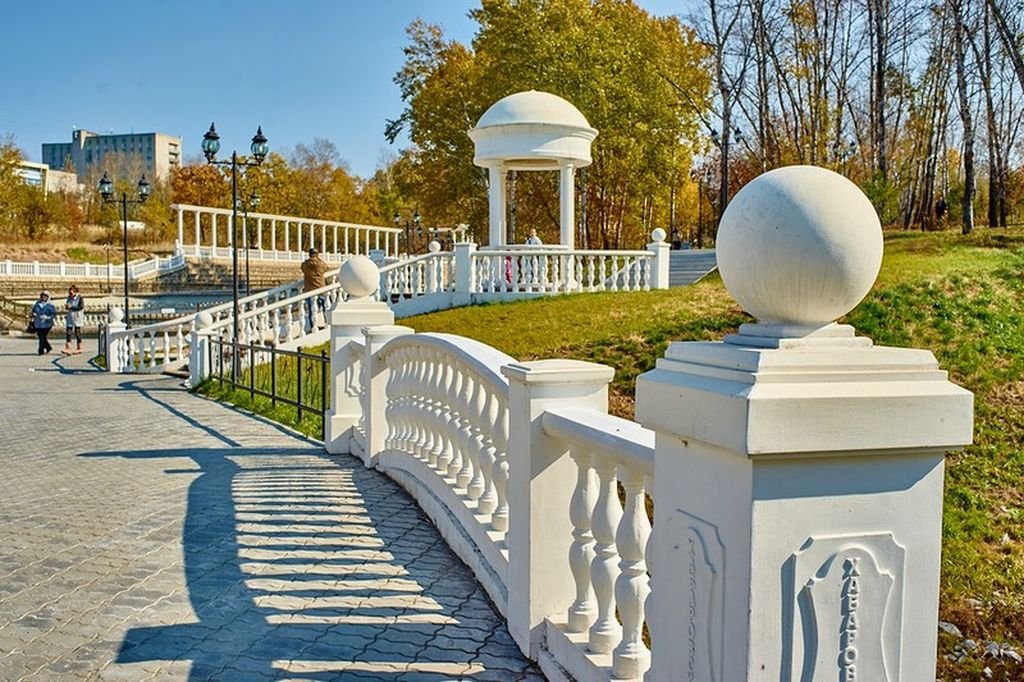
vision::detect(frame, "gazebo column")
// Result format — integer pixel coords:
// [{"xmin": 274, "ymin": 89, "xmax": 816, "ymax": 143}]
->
[
  {"xmin": 489, "ymin": 165, "xmax": 507, "ymax": 247},
  {"xmin": 559, "ymin": 161, "xmax": 575, "ymax": 249}
]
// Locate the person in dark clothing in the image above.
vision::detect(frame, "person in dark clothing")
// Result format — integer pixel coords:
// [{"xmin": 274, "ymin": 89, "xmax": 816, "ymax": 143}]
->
[{"xmin": 31, "ymin": 290, "xmax": 56, "ymax": 355}]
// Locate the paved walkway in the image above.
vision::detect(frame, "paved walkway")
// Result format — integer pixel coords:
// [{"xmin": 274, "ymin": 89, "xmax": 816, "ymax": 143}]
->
[{"xmin": 0, "ymin": 338, "xmax": 540, "ymax": 681}]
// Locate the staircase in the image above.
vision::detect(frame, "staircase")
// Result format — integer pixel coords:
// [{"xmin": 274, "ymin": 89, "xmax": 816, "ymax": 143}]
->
[
  {"xmin": 141, "ymin": 261, "xmax": 304, "ymax": 292},
  {"xmin": 668, "ymin": 249, "xmax": 718, "ymax": 287}
]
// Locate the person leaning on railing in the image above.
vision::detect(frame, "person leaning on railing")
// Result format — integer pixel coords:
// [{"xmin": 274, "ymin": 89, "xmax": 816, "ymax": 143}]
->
[{"xmin": 301, "ymin": 247, "xmax": 329, "ymax": 329}]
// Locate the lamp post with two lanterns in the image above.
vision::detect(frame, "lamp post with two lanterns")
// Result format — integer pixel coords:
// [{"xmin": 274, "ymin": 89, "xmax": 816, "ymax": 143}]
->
[
  {"xmin": 393, "ymin": 210, "xmax": 422, "ymax": 256},
  {"xmin": 98, "ymin": 172, "xmax": 150, "ymax": 327},
  {"xmin": 200, "ymin": 123, "xmax": 269, "ymax": 346}
]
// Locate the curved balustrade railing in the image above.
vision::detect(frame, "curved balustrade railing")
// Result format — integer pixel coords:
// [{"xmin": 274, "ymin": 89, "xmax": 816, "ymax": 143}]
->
[
  {"xmin": 471, "ymin": 249, "xmax": 654, "ymax": 294},
  {"xmin": 329, "ymin": 319, "xmax": 658, "ymax": 680},
  {"xmin": 380, "ymin": 333, "xmax": 513, "ymax": 539}
]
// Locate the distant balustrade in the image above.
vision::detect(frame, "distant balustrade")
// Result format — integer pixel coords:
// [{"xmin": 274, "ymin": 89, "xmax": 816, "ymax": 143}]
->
[
  {"xmin": 0, "ymin": 252, "xmax": 185, "ymax": 281},
  {"xmin": 172, "ymin": 203, "xmax": 404, "ymax": 262}
]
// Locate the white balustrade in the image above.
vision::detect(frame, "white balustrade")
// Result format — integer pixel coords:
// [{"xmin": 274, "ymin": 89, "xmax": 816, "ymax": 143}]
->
[{"xmin": 172, "ymin": 203, "xmax": 403, "ymax": 262}]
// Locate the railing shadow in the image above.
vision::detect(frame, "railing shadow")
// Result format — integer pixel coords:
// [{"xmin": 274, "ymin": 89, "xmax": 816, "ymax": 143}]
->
[{"xmin": 79, "ymin": 445, "xmax": 532, "ymax": 680}]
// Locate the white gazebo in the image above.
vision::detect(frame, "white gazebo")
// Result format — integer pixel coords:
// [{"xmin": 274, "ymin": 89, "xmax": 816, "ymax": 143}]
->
[{"xmin": 468, "ymin": 91, "xmax": 598, "ymax": 249}]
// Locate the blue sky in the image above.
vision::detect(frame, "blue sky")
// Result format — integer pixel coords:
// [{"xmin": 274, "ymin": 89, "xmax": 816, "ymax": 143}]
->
[{"xmin": 1, "ymin": 0, "xmax": 683, "ymax": 178}]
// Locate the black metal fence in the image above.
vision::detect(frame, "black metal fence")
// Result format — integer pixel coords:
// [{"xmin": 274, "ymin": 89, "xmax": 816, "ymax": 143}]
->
[{"xmin": 208, "ymin": 336, "xmax": 330, "ymax": 440}]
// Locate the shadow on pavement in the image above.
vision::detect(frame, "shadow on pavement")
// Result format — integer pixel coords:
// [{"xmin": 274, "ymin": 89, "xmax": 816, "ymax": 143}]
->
[{"xmin": 79, "ymin": 445, "xmax": 532, "ymax": 681}]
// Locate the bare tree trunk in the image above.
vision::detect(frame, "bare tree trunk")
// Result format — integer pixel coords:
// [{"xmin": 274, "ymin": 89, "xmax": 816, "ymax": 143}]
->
[
  {"xmin": 868, "ymin": 0, "xmax": 889, "ymax": 181},
  {"xmin": 951, "ymin": 0, "xmax": 976, "ymax": 235},
  {"xmin": 986, "ymin": 0, "xmax": 1024, "ymax": 91}
]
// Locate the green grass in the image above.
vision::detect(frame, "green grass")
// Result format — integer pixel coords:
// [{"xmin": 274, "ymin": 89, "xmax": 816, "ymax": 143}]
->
[
  {"xmin": 199, "ymin": 226, "xmax": 1024, "ymax": 678},
  {"xmin": 195, "ymin": 347, "xmax": 329, "ymax": 440}
]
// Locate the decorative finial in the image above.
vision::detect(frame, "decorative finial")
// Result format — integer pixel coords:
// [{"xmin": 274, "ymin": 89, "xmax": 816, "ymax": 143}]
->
[{"xmin": 716, "ymin": 165, "xmax": 882, "ymax": 330}]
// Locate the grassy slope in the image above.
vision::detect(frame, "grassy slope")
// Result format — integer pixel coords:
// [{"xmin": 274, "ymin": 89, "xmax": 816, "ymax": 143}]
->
[{"xmin": 404, "ymin": 229, "xmax": 1024, "ymax": 679}]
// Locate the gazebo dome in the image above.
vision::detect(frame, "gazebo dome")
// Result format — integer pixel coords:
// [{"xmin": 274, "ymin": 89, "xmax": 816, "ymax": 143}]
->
[
  {"xmin": 476, "ymin": 90, "xmax": 593, "ymax": 129},
  {"xmin": 469, "ymin": 90, "xmax": 597, "ymax": 170}
]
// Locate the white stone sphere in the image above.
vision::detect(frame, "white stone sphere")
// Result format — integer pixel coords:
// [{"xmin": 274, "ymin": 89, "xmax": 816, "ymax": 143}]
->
[
  {"xmin": 339, "ymin": 255, "xmax": 380, "ymax": 299},
  {"xmin": 716, "ymin": 165, "xmax": 882, "ymax": 326},
  {"xmin": 108, "ymin": 307, "xmax": 124, "ymax": 323},
  {"xmin": 428, "ymin": 240, "xmax": 441, "ymax": 253},
  {"xmin": 651, "ymin": 227, "xmax": 667, "ymax": 243},
  {"xmin": 195, "ymin": 311, "xmax": 214, "ymax": 329}
]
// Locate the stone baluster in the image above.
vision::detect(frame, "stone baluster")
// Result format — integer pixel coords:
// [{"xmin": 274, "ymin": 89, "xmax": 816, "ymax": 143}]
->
[
  {"xmin": 612, "ymin": 464, "xmax": 651, "ymax": 678},
  {"xmin": 588, "ymin": 453, "xmax": 623, "ymax": 654},
  {"xmin": 567, "ymin": 447, "xmax": 597, "ymax": 632},
  {"xmin": 490, "ymin": 405, "xmax": 510, "ymax": 533},
  {"xmin": 456, "ymin": 374, "xmax": 477, "ymax": 490},
  {"xmin": 477, "ymin": 389, "xmax": 499, "ymax": 516},
  {"xmin": 466, "ymin": 378, "xmax": 487, "ymax": 501},
  {"xmin": 176, "ymin": 325, "xmax": 185, "ymax": 361},
  {"xmin": 162, "ymin": 331, "xmax": 171, "ymax": 366},
  {"xmin": 435, "ymin": 362, "xmax": 456, "ymax": 475},
  {"xmin": 147, "ymin": 333, "xmax": 157, "ymax": 369},
  {"xmin": 445, "ymin": 368, "xmax": 465, "ymax": 480}
]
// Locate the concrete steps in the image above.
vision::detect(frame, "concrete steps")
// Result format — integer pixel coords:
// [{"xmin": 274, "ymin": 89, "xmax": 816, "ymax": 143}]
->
[{"xmin": 668, "ymin": 250, "xmax": 718, "ymax": 287}]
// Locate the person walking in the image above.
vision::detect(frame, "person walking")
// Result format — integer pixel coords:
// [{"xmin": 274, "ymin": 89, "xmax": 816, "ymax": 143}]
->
[
  {"xmin": 31, "ymin": 290, "xmax": 56, "ymax": 355},
  {"xmin": 300, "ymin": 247, "xmax": 329, "ymax": 330},
  {"xmin": 63, "ymin": 284, "xmax": 86, "ymax": 354}
]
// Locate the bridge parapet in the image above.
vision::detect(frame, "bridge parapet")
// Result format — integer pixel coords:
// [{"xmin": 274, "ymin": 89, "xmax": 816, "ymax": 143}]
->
[{"xmin": 323, "ymin": 167, "xmax": 974, "ymax": 681}]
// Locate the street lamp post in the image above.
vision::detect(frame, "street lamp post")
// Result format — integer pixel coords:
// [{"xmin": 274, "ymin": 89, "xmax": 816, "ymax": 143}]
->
[
  {"xmin": 201, "ymin": 123, "xmax": 269, "ymax": 347},
  {"xmin": 98, "ymin": 172, "xmax": 150, "ymax": 327},
  {"xmin": 392, "ymin": 210, "xmax": 422, "ymax": 256}
]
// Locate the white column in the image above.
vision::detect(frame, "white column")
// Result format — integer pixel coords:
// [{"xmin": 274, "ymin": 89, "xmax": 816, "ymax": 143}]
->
[
  {"xmin": 176, "ymin": 208, "xmax": 184, "ymax": 246},
  {"xmin": 501, "ymin": 360, "xmax": 615, "ymax": 658},
  {"xmin": 321, "ymin": 224, "xmax": 327, "ymax": 254},
  {"xmin": 297, "ymin": 222, "xmax": 303, "ymax": 253},
  {"xmin": 559, "ymin": 162, "xmax": 575, "ymax": 249},
  {"xmin": 284, "ymin": 221, "xmax": 291, "ymax": 253},
  {"xmin": 325, "ymin": 299, "xmax": 396, "ymax": 454},
  {"xmin": 271, "ymin": 219, "xmax": 277, "ymax": 251},
  {"xmin": 333, "ymin": 225, "xmax": 338, "ymax": 255},
  {"xmin": 211, "ymin": 215, "xmax": 218, "ymax": 258},
  {"xmin": 193, "ymin": 211, "xmax": 201, "ymax": 258},
  {"xmin": 257, "ymin": 217, "xmax": 263, "ymax": 250},
  {"xmin": 488, "ymin": 165, "xmax": 507, "ymax": 247}
]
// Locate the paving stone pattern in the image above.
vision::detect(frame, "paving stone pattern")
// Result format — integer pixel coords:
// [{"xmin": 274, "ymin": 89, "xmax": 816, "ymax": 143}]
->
[{"xmin": 0, "ymin": 338, "xmax": 542, "ymax": 681}]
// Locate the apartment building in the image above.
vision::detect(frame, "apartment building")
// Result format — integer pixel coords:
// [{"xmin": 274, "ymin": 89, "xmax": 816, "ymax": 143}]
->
[{"xmin": 42, "ymin": 129, "xmax": 181, "ymax": 182}]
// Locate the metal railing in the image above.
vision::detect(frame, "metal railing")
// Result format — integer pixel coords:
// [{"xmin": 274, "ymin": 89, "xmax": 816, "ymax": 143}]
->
[{"xmin": 207, "ymin": 336, "xmax": 329, "ymax": 440}]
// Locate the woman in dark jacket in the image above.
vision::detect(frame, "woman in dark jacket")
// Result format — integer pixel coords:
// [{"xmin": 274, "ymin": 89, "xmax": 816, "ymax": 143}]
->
[{"xmin": 31, "ymin": 290, "xmax": 56, "ymax": 355}]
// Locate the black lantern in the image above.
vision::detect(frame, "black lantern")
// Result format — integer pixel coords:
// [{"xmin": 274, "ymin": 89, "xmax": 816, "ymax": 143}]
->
[
  {"xmin": 250, "ymin": 126, "xmax": 269, "ymax": 163},
  {"xmin": 137, "ymin": 175, "xmax": 150, "ymax": 202},
  {"xmin": 201, "ymin": 123, "xmax": 221, "ymax": 162},
  {"xmin": 98, "ymin": 172, "xmax": 113, "ymax": 200}
]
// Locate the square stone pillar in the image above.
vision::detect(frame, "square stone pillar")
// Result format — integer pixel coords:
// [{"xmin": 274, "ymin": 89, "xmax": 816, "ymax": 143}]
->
[
  {"xmin": 636, "ymin": 323, "xmax": 974, "ymax": 682},
  {"xmin": 325, "ymin": 298, "xmax": 394, "ymax": 454},
  {"xmin": 453, "ymin": 242, "xmax": 477, "ymax": 307},
  {"xmin": 501, "ymin": 359, "xmax": 615, "ymax": 658}
]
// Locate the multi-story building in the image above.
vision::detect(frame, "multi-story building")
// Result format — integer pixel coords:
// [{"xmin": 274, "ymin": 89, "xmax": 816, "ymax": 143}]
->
[
  {"xmin": 42, "ymin": 129, "xmax": 181, "ymax": 182},
  {"xmin": 14, "ymin": 161, "xmax": 81, "ymax": 194}
]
